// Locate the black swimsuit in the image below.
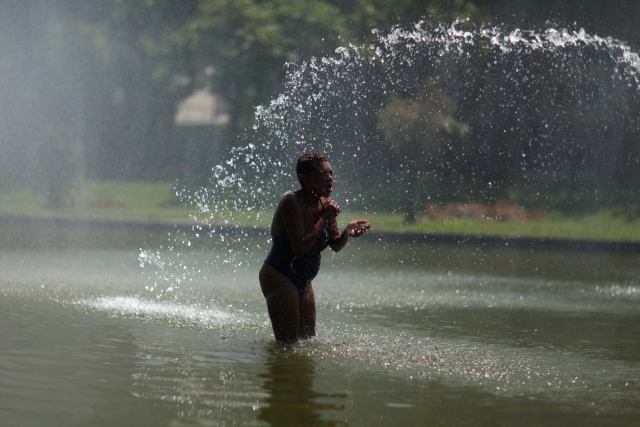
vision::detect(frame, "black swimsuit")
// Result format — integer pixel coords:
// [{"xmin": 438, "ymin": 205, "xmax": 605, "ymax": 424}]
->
[{"xmin": 264, "ymin": 228, "xmax": 331, "ymax": 295}]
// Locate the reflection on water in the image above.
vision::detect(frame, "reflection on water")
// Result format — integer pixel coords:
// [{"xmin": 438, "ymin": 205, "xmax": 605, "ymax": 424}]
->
[
  {"xmin": 258, "ymin": 348, "xmax": 347, "ymax": 427},
  {"xmin": 0, "ymin": 297, "xmax": 177, "ymax": 427},
  {"xmin": 376, "ymin": 306, "xmax": 640, "ymax": 363}
]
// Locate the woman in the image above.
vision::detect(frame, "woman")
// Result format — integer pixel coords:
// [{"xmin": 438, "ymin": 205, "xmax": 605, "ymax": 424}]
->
[{"xmin": 259, "ymin": 153, "xmax": 370, "ymax": 343}]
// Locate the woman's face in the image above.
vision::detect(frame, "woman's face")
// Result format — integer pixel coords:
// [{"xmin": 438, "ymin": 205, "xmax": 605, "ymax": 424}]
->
[{"xmin": 304, "ymin": 161, "xmax": 334, "ymax": 198}]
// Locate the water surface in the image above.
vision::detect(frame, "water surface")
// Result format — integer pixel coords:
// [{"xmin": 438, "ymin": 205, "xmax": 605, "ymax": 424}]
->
[{"xmin": 1, "ymin": 224, "xmax": 639, "ymax": 426}]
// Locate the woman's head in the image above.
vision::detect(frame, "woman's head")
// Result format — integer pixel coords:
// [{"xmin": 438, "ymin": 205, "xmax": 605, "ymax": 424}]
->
[
  {"xmin": 296, "ymin": 153, "xmax": 333, "ymax": 197},
  {"xmin": 296, "ymin": 153, "xmax": 328, "ymax": 188}
]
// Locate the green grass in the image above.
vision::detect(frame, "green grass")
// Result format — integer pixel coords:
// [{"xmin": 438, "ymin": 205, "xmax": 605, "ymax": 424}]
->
[
  {"xmin": 343, "ymin": 210, "xmax": 640, "ymax": 241},
  {"xmin": 0, "ymin": 181, "xmax": 196, "ymax": 222},
  {"xmin": 1, "ymin": 181, "xmax": 639, "ymax": 241}
]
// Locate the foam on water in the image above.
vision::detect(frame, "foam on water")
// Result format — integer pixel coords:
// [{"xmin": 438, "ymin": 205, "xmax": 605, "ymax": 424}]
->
[{"xmin": 77, "ymin": 296, "xmax": 269, "ymax": 331}]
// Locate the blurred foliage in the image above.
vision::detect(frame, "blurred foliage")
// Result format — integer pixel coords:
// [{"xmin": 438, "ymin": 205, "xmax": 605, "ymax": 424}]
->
[
  {"xmin": 337, "ymin": 0, "xmax": 492, "ymax": 40},
  {"xmin": 168, "ymin": 0, "xmax": 349, "ymax": 131},
  {"xmin": 378, "ymin": 82, "xmax": 469, "ymax": 152},
  {"xmin": 612, "ymin": 203, "xmax": 640, "ymax": 221},
  {"xmin": 378, "ymin": 81, "xmax": 469, "ymax": 222}
]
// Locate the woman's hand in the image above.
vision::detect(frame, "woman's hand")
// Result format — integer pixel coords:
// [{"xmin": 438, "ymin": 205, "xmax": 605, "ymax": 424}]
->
[
  {"xmin": 322, "ymin": 198, "xmax": 341, "ymax": 219},
  {"xmin": 343, "ymin": 220, "xmax": 370, "ymax": 237}
]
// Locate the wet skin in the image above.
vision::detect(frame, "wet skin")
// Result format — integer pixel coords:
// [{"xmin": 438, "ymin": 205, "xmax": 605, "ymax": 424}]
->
[{"xmin": 259, "ymin": 161, "xmax": 370, "ymax": 343}]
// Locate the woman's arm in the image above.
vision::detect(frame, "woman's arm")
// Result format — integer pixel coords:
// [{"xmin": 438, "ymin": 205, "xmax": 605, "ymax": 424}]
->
[{"xmin": 329, "ymin": 220, "xmax": 370, "ymax": 252}]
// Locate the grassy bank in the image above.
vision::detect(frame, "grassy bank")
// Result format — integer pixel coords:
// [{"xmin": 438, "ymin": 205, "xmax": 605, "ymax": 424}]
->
[
  {"xmin": 1, "ymin": 181, "xmax": 639, "ymax": 241},
  {"xmin": 354, "ymin": 211, "xmax": 640, "ymax": 241},
  {"xmin": 0, "ymin": 181, "xmax": 194, "ymax": 221}
]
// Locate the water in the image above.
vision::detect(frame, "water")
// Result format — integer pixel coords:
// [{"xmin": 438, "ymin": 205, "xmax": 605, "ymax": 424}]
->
[
  {"xmin": 1, "ymin": 224, "xmax": 639, "ymax": 426},
  {"xmin": 3, "ymin": 21, "xmax": 640, "ymax": 426}
]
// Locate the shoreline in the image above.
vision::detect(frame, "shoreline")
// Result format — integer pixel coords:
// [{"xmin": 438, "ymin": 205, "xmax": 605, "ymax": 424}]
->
[{"xmin": 1, "ymin": 213, "xmax": 639, "ymax": 254}]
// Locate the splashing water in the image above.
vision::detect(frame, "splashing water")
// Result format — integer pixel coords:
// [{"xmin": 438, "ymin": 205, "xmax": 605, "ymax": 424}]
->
[
  {"xmin": 141, "ymin": 20, "xmax": 640, "ymax": 294},
  {"xmin": 4, "ymin": 19, "xmax": 640, "ymax": 425},
  {"xmin": 129, "ymin": 23, "xmax": 640, "ymax": 414}
]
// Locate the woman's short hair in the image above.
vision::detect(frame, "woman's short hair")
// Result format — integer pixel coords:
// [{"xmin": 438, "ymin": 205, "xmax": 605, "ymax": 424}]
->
[{"xmin": 296, "ymin": 153, "xmax": 327, "ymax": 187}]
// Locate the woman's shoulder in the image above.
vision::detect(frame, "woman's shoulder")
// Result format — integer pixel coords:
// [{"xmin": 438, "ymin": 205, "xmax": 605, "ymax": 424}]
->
[
  {"xmin": 274, "ymin": 190, "xmax": 303, "ymax": 213},
  {"xmin": 279, "ymin": 190, "xmax": 302, "ymax": 205}
]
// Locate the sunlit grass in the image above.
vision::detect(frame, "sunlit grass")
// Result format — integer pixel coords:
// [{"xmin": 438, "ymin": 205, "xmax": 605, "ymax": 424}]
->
[
  {"xmin": 0, "ymin": 181, "xmax": 196, "ymax": 221},
  {"xmin": 340, "ymin": 210, "xmax": 640, "ymax": 241},
  {"xmin": 1, "ymin": 181, "xmax": 639, "ymax": 240}
]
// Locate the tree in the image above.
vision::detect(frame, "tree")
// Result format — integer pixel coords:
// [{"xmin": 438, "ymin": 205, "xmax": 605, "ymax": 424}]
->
[
  {"xmin": 170, "ymin": 0, "xmax": 349, "ymax": 145},
  {"xmin": 378, "ymin": 81, "xmax": 468, "ymax": 222},
  {"xmin": 338, "ymin": 0, "xmax": 492, "ymax": 42}
]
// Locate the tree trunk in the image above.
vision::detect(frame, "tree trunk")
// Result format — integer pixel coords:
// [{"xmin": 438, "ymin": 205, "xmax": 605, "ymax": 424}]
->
[
  {"xmin": 404, "ymin": 141, "xmax": 419, "ymax": 223},
  {"xmin": 405, "ymin": 170, "xmax": 418, "ymax": 223}
]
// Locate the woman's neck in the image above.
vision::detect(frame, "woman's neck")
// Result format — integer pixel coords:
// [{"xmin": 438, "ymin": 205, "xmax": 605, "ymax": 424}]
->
[{"xmin": 300, "ymin": 188, "xmax": 321, "ymax": 207}]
